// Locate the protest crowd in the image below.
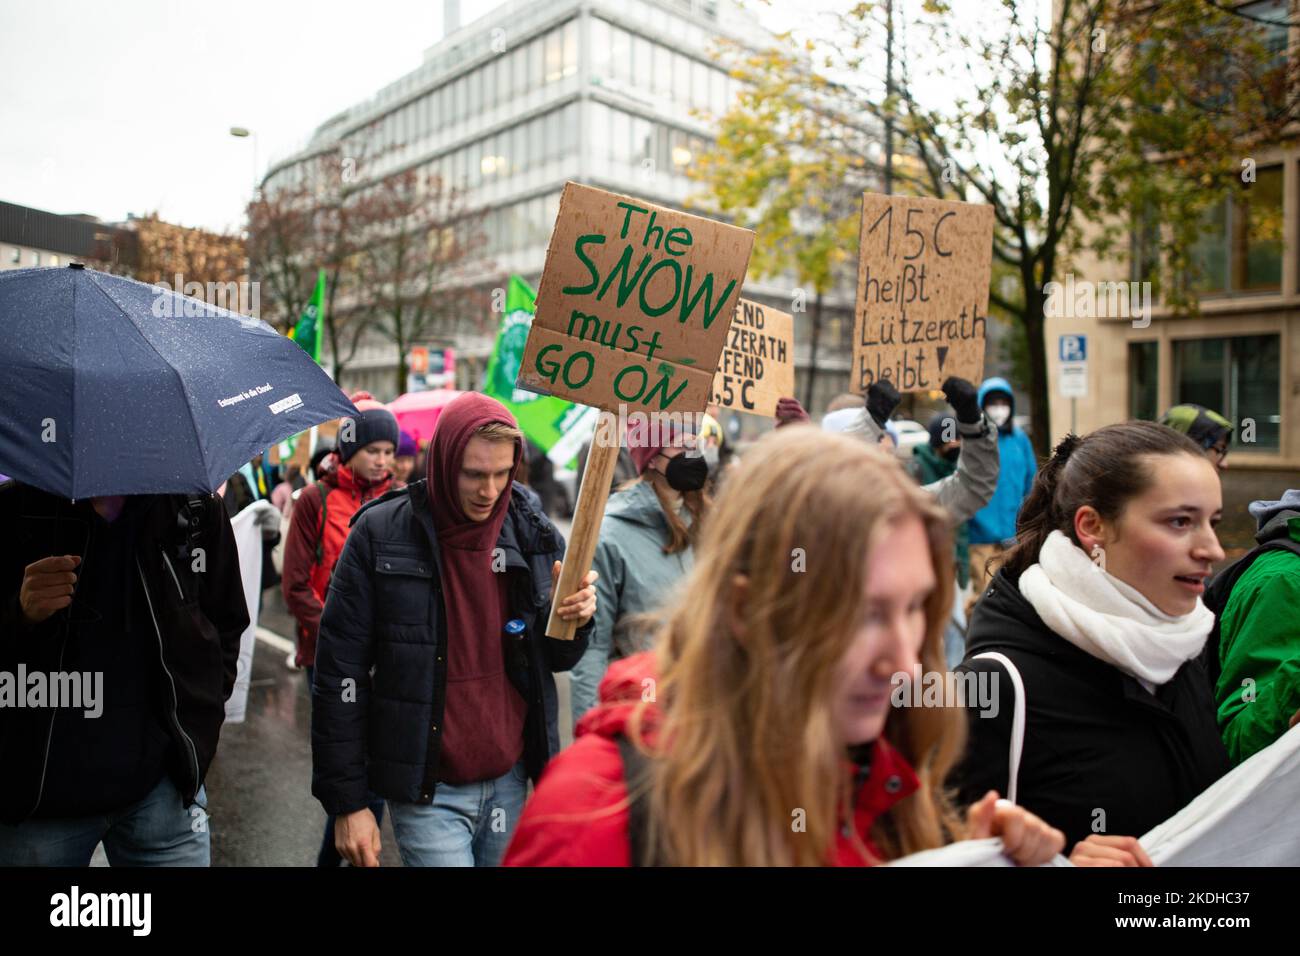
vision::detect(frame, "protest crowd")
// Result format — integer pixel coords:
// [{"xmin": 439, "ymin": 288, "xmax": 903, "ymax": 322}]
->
[{"xmin": 1, "ymin": 191, "xmax": 1298, "ymax": 873}]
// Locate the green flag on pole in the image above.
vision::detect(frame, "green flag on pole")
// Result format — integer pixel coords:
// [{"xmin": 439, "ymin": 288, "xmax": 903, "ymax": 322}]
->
[
  {"xmin": 288, "ymin": 268, "xmax": 325, "ymax": 363},
  {"xmin": 483, "ymin": 275, "xmax": 595, "ymax": 464},
  {"xmin": 282, "ymin": 269, "xmax": 327, "ymax": 462}
]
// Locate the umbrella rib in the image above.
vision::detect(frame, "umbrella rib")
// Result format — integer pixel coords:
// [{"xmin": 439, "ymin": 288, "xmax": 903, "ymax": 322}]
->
[{"xmin": 84, "ymin": 273, "xmax": 212, "ymax": 492}]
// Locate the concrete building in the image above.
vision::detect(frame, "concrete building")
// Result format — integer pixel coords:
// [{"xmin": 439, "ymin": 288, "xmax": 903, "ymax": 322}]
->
[
  {"xmin": 261, "ymin": 0, "xmax": 860, "ymax": 410},
  {"xmin": 0, "ymin": 201, "xmax": 137, "ymax": 274}
]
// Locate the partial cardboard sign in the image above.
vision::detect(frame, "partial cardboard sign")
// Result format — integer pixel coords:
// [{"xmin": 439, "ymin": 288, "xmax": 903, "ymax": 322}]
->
[
  {"xmin": 516, "ymin": 182, "xmax": 755, "ymax": 416},
  {"xmin": 853, "ymin": 193, "xmax": 994, "ymax": 393},
  {"xmin": 711, "ymin": 298, "xmax": 794, "ymax": 417}
]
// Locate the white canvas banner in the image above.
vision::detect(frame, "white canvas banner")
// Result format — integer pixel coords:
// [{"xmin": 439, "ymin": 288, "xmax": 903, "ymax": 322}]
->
[
  {"xmin": 1141, "ymin": 723, "xmax": 1300, "ymax": 866},
  {"xmin": 225, "ymin": 501, "xmax": 278, "ymax": 724}
]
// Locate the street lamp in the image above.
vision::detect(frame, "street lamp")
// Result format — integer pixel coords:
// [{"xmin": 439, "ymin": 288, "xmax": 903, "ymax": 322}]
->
[{"xmin": 230, "ymin": 126, "xmax": 259, "ymax": 195}]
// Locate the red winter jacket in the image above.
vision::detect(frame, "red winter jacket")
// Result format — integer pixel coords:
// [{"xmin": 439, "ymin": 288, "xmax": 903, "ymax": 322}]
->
[
  {"xmin": 282, "ymin": 463, "xmax": 391, "ymax": 667},
  {"xmin": 503, "ymin": 652, "xmax": 921, "ymax": 866}
]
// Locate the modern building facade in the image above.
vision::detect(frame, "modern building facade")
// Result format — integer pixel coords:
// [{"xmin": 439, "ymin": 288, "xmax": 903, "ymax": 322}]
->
[{"xmin": 261, "ymin": 0, "xmax": 859, "ymax": 409}]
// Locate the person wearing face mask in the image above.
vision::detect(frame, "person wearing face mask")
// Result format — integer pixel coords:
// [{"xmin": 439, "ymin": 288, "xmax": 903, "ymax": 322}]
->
[
  {"xmin": 966, "ymin": 377, "xmax": 1037, "ymax": 606},
  {"xmin": 954, "ymin": 422, "xmax": 1231, "ymax": 865},
  {"xmin": 504, "ymin": 427, "xmax": 1064, "ymax": 866},
  {"xmin": 567, "ymin": 418, "xmax": 712, "ymax": 727}
]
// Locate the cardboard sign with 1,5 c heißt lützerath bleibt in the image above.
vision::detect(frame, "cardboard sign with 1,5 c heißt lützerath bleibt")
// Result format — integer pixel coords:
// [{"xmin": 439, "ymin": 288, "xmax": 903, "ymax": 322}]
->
[
  {"xmin": 853, "ymin": 193, "xmax": 994, "ymax": 393},
  {"xmin": 711, "ymin": 298, "xmax": 794, "ymax": 417},
  {"xmin": 516, "ymin": 182, "xmax": 755, "ymax": 416}
]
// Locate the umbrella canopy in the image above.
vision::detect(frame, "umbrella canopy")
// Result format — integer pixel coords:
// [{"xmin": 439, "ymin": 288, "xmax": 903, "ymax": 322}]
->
[
  {"xmin": 0, "ymin": 264, "xmax": 358, "ymax": 497},
  {"xmin": 387, "ymin": 388, "xmax": 463, "ymax": 446}
]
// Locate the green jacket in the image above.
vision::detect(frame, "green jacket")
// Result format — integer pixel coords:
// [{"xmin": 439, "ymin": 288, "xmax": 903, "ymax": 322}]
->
[
  {"xmin": 1216, "ymin": 506, "xmax": 1300, "ymax": 764},
  {"xmin": 912, "ymin": 443, "xmax": 971, "ymax": 589}
]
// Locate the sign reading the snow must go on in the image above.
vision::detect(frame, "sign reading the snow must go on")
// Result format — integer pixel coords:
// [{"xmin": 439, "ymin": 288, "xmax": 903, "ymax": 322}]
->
[{"xmin": 516, "ymin": 182, "xmax": 755, "ymax": 416}]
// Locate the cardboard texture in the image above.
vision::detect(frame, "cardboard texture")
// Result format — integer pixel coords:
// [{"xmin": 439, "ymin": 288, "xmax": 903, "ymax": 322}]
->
[
  {"xmin": 517, "ymin": 182, "xmax": 754, "ymax": 416},
  {"xmin": 711, "ymin": 298, "xmax": 794, "ymax": 417},
  {"xmin": 853, "ymin": 193, "xmax": 994, "ymax": 393}
]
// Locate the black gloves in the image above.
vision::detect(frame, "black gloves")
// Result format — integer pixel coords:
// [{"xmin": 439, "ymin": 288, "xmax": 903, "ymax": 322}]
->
[
  {"xmin": 941, "ymin": 376, "xmax": 982, "ymax": 425},
  {"xmin": 865, "ymin": 380, "xmax": 901, "ymax": 430}
]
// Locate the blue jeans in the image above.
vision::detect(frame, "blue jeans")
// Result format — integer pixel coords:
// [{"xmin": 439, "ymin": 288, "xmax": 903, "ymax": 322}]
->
[
  {"xmin": 387, "ymin": 762, "xmax": 528, "ymax": 867},
  {"xmin": 0, "ymin": 775, "xmax": 210, "ymax": 866}
]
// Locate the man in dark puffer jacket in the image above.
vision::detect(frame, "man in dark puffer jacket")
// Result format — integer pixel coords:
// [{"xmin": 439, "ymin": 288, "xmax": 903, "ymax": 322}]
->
[{"xmin": 312, "ymin": 394, "xmax": 596, "ymax": 867}]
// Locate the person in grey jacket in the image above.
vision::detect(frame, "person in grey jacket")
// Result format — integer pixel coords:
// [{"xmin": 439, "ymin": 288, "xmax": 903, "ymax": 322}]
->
[
  {"xmin": 776, "ymin": 377, "xmax": 999, "ymax": 526},
  {"xmin": 568, "ymin": 419, "xmax": 707, "ymax": 727}
]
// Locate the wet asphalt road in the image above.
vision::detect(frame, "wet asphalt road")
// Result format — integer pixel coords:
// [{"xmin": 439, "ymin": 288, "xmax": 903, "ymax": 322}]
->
[{"xmin": 205, "ymin": 515, "xmax": 575, "ymax": 866}]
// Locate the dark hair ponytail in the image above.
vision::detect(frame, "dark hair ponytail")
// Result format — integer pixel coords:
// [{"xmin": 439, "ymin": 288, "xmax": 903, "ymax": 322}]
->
[{"xmin": 1000, "ymin": 421, "xmax": 1208, "ymax": 579}]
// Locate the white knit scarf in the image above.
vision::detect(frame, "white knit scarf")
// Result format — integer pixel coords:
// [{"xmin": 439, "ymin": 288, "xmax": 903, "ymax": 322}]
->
[{"xmin": 1018, "ymin": 531, "xmax": 1214, "ymax": 687}]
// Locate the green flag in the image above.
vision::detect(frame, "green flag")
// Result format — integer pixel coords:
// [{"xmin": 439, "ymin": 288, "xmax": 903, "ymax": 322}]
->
[
  {"xmin": 288, "ymin": 269, "xmax": 325, "ymax": 363},
  {"xmin": 282, "ymin": 269, "xmax": 326, "ymax": 461},
  {"xmin": 483, "ymin": 275, "xmax": 594, "ymax": 463}
]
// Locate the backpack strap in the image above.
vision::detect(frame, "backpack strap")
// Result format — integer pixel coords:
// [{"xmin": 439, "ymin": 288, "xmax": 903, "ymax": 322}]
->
[
  {"xmin": 972, "ymin": 651, "xmax": 1026, "ymax": 805},
  {"xmin": 313, "ymin": 481, "xmax": 328, "ymax": 565},
  {"xmin": 615, "ymin": 734, "xmax": 654, "ymax": 867}
]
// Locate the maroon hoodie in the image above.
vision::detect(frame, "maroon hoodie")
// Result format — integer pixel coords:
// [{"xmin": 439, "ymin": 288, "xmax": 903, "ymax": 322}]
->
[{"xmin": 426, "ymin": 394, "xmax": 528, "ymax": 784}]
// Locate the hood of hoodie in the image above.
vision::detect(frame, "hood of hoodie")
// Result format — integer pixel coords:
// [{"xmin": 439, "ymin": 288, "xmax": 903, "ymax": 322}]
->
[
  {"xmin": 978, "ymin": 377, "xmax": 1016, "ymax": 431},
  {"xmin": 604, "ymin": 479, "xmax": 680, "ymax": 532},
  {"xmin": 575, "ymin": 652, "xmax": 663, "ymax": 744},
  {"xmin": 1249, "ymin": 489, "xmax": 1300, "ymax": 544}
]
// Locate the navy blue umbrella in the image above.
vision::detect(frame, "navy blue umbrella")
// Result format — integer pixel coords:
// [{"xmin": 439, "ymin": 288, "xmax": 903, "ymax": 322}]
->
[{"xmin": 0, "ymin": 264, "xmax": 358, "ymax": 497}]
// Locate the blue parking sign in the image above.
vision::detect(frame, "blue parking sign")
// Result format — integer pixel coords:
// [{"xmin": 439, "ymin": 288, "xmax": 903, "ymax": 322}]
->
[{"xmin": 1059, "ymin": 334, "xmax": 1087, "ymax": 363}]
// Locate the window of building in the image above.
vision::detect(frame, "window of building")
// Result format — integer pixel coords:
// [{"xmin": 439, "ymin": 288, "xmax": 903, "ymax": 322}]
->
[
  {"xmin": 590, "ymin": 18, "xmax": 612, "ymax": 79},
  {"xmin": 1128, "ymin": 341, "xmax": 1159, "ymax": 421},
  {"xmin": 672, "ymin": 51, "xmax": 690, "ymax": 104},
  {"xmin": 692, "ymin": 58, "xmax": 710, "ymax": 111},
  {"xmin": 545, "ymin": 26, "xmax": 565, "ymax": 83},
  {"xmin": 49, "ymin": 255, "xmax": 59, "ymax": 267},
  {"xmin": 1189, "ymin": 165, "xmax": 1282, "ymax": 294},
  {"xmin": 632, "ymin": 35, "xmax": 651, "ymax": 91},
  {"xmin": 483, "ymin": 59, "xmax": 497, "ymax": 110},
  {"xmin": 467, "ymin": 68, "xmax": 481, "ymax": 117},
  {"xmin": 1174, "ymin": 334, "xmax": 1281, "ymax": 449},
  {"xmin": 611, "ymin": 109, "xmax": 631, "ymax": 165},
  {"xmin": 527, "ymin": 36, "xmax": 543, "ymax": 90},
  {"xmin": 562, "ymin": 18, "xmax": 578, "ymax": 78},
  {"xmin": 611, "ymin": 27, "xmax": 632, "ymax": 84},
  {"xmin": 9, "ymin": 247, "xmax": 19, "ymax": 264},
  {"xmin": 32, "ymin": 251, "xmax": 40, "ymax": 266}
]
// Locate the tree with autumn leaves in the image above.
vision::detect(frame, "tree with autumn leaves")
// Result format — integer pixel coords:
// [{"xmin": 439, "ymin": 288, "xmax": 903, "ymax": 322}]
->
[
  {"xmin": 695, "ymin": 0, "xmax": 1296, "ymax": 456},
  {"xmin": 246, "ymin": 135, "xmax": 488, "ymax": 393}
]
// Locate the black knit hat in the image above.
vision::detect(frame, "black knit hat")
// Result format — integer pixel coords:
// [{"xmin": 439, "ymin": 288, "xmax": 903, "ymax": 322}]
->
[{"xmin": 338, "ymin": 406, "xmax": 400, "ymax": 463}]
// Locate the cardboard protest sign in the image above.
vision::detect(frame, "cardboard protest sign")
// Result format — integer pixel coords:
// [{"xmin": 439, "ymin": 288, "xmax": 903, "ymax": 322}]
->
[
  {"xmin": 853, "ymin": 194, "xmax": 994, "ymax": 393},
  {"xmin": 516, "ymin": 183, "xmax": 754, "ymax": 417},
  {"xmin": 711, "ymin": 298, "xmax": 794, "ymax": 417}
]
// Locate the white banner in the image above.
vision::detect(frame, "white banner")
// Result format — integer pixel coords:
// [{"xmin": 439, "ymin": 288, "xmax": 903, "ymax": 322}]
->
[{"xmin": 225, "ymin": 501, "xmax": 278, "ymax": 723}]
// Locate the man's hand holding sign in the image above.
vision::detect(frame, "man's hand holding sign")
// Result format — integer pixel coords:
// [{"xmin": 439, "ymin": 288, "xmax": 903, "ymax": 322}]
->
[{"xmin": 517, "ymin": 183, "xmax": 754, "ymax": 638}]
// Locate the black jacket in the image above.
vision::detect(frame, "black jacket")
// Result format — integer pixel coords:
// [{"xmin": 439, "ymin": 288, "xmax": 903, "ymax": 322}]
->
[
  {"xmin": 952, "ymin": 567, "xmax": 1230, "ymax": 849},
  {"xmin": 311, "ymin": 479, "xmax": 591, "ymax": 816},
  {"xmin": 0, "ymin": 483, "xmax": 247, "ymax": 824}
]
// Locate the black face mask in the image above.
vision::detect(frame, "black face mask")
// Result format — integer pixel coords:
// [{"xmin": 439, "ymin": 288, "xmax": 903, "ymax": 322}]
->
[
  {"xmin": 663, "ymin": 453, "xmax": 708, "ymax": 492},
  {"xmin": 942, "ymin": 446, "xmax": 961, "ymax": 463}
]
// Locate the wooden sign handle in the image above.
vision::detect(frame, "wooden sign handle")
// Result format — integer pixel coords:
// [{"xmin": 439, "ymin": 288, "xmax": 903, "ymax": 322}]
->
[{"xmin": 546, "ymin": 414, "xmax": 620, "ymax": 640}]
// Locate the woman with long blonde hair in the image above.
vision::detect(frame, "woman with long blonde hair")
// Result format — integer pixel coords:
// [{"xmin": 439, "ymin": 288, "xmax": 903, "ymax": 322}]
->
[{"xmin": 505, "ymin": 427, "xmax": 1062, "ymax": 866}]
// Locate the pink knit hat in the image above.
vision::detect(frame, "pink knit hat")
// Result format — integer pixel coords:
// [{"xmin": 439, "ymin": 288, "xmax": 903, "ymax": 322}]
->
[{"xmin": 625, "ymin": 416, "xmax": 692, "ymax": 474}]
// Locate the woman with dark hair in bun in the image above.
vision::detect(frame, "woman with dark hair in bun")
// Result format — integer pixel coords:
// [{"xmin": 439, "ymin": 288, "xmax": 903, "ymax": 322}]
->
[{"xmin": 953, "ymin": 421, "xmax": 1230, "ymax": 866}]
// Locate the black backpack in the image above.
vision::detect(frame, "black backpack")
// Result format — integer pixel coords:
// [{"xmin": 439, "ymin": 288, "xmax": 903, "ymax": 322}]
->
[{"xmin": 1199, "ymin": 536, "xmax": 1300, "ymax": 689}]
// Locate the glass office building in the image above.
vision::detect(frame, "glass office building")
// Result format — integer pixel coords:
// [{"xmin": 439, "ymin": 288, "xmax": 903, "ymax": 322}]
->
[{"xmin": 262, "ymin": 0, "xmax": 778, "ymax": 396}]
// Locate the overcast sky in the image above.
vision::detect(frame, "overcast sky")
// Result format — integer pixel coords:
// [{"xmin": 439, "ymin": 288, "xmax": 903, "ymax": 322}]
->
[{"xmin": 0, "ymin": 0, "xmax": 994, "ymax": 234}]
